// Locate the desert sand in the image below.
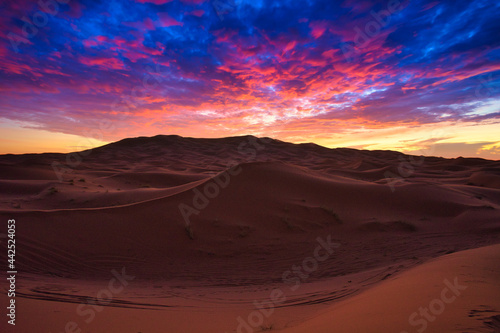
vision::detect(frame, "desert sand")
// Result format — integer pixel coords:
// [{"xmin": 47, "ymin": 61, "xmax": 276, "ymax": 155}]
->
[{"xmin": 1, "ymin": 135, "xmax": 499, "ymax": 332}]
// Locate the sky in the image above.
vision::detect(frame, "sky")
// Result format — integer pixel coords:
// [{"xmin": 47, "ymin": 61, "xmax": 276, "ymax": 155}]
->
[{"xmin": 0, "ymin": 0, "xmax": 499, "ymax": 158}]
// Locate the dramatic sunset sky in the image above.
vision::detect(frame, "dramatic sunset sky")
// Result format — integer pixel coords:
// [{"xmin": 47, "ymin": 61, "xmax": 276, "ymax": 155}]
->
[{"xmin": 1, "ymin": 0, "xmax": 499, "ymax": 157}]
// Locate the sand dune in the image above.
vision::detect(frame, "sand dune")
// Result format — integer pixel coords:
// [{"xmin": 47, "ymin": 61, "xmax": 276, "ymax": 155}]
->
[
  {"xmin": 1, "ymin": 135, "xmax": 499, "ymax": 332},
  {"xmin": 281, "ymin": 244, "xmax": 500, "ymax": 333}
]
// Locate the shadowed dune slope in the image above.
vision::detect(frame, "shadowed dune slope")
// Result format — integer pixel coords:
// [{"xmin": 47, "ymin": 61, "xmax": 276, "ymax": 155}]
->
[{"xmin": 2, "ymin": 159, "xmax": 500, "ymax": 282}]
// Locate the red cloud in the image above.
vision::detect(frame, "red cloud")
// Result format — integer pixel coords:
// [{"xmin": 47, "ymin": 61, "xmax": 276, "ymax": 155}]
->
[
  {"xmin": 157, "ymin": 12, "xmax": 184, "ymax": 27},
  {"xmin": 79, "ymin": 56, "xmax": 126, "ymax": 70},
  {"xmin": 188, "ymin": 9, "xmax": 205, "ymax": 17},
  {"xmin": 309, "ymin": 21, "xmax": 329, "ymax": 39}
]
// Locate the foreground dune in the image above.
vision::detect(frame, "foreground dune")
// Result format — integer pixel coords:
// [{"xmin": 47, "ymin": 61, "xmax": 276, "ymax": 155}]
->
[
  {"xmin": 281, "ymin": 244, "xmax": 500, "ymax": 333},
  {"xmin": 1, "ymin": 135, "xmax": 499, "ymax": 332}
]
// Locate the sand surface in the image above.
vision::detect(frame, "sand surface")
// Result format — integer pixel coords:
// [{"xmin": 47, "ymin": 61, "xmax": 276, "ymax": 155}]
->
[{"xmin": 1, "ymin": 135, "xmax": 499, "ymax": 332}]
